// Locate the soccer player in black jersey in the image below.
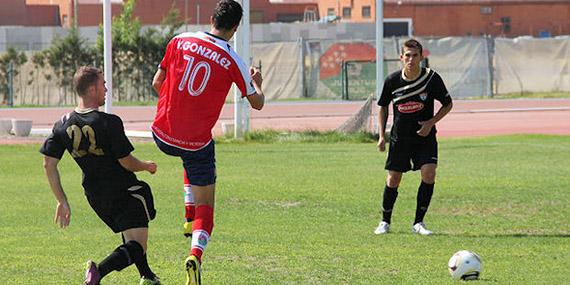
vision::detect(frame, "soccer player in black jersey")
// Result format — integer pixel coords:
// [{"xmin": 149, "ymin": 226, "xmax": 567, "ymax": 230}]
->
[
  {"xmin": 374, "ymin": 39, "xmax": 453, "ymax": 236},
  {"xmin": 40, "ymin": 66, "xmax": 161, "ymax": 285}
]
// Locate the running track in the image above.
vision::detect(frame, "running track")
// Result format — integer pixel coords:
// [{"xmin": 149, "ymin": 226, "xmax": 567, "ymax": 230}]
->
[{"xmin": 1, "ymin": 99, "xmax": 569, "ymax": 143}]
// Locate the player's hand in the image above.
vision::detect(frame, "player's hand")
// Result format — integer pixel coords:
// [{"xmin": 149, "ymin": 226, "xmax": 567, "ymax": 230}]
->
[
  {"xmin": 417, "ymin": 120, "xmax": 434, "ymax": 137},
  {"xmin": 250, "ymin": 67, "xmax": 262, "ymax": 87},
  {"xmin": 146, "ymin": 161, "xmax": 157, "ymax": 174},
  {"xmin": 54, "ymin": 201, "xmax": 71, "ymax": 229},
  {"xmin": 377, "ymin": 137, "xmax": 386, "ymax": 152}
]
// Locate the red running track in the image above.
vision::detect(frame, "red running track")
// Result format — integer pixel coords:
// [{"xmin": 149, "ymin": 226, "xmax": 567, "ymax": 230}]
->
[{"xmin": 1, "ymin": 99, "xmax": 569, "ymax": 143}]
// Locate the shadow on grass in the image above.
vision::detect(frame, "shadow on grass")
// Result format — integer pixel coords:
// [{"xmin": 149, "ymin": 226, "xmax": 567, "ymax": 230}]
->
[{"xmin": 433, "ymin": 233, "xmax": 570, "ymax": 238}]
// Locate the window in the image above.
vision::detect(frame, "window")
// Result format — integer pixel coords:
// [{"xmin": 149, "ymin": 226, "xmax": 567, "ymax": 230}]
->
[
  {"xmin": 276, "ymin": 13, "xmax": 304, "ymax": 23},
  {"xmin": 501, "ymin": 17, "xmax": 511, "ymax": 33},
  {"xmin": 362, "ymin": 6, "xmax": 371, "ymax": 18},
  {"xmin": 342, "ymin": 7, "xmax": 351, "ymax": 19},
  {"xmin": 384, "ymin": 18, "xmax": 413, "ymax": 37},
  {"xmin": 327, "ymin": 8, "xmax": 335, "ymax": 16},
  {"xmin": 480, "ymin": 6, "xmax": 492, "ymax": 15}
]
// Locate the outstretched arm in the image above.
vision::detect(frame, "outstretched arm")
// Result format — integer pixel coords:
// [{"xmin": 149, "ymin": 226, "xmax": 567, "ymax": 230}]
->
[
  {"xmin": 43, "ymin": 156, "xmax": 71, "ymax": 228},
  {"xmin": 246, "ymin": 67, "xmax": 265, "ymax": 110},
  {"xmin": 119, "ymin": 154, "xmax": 157, "ymax": 174}
]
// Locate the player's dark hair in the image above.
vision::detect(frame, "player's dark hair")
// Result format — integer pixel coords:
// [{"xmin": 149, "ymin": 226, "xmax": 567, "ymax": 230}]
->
[
  {"xmin": 401, "ymin": 39, "xmax": 423, "ymax": 56},
  {"xmin": 73, "ymin": 66, "xmax": 102, "ymax": 96},
  {"xmin": 212, "ymin": 0, "xmax": 243, "ymax": 31}
]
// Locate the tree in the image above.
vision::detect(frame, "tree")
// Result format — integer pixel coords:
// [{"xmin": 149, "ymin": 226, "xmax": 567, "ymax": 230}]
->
[
  {"xmin": 28, "ymin": 52, "xmax": 47, "ymax": 105},
  {"xmin": 44, "ymin": 26, "xmax": 96, "ymax": 105},
  {"xmin": 95, "ymin": 0, "xmax": 185, "ymax": 101},
  {"xmin": 0, "ymin": 47, "xmax": 27, "ymax": 105}
]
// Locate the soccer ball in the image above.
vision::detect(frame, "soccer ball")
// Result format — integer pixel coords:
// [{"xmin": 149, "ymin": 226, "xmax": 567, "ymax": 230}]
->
[{"xmin": 448, "ymin": 250, "xmax": 482, "ymax": 280}]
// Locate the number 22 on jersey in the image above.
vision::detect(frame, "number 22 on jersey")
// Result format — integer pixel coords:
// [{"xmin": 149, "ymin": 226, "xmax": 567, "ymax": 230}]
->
[
  {"xmin": 66, "ymin": 125, "xmax": 104, "ymax": 158},
  {"xmin": 178, "ymin": 55, "xmax": 212, "ymax": 97}
]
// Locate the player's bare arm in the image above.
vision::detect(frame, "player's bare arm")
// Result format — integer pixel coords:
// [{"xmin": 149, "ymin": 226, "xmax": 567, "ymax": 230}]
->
[
  {"xmin": 417, "ymin": 101, "xmax": 453, "ymax": 137},
  {"xmin": 43, "ymin": 155, "xmax": 71, "ymax": 228},
  {"xmin": 377, "ymin": 105, "xmax": 389, "ymax": 152},
  {"xmin": 118, "ymin": 154, "xmax": 157, "ymax": 174},
  {"xmin": 152, "ymin": 68, "xmax": 166, "ymax": 95},
  {"xmin": 246, "ymin": 67, "xmax": 265, "ymax": 110}
]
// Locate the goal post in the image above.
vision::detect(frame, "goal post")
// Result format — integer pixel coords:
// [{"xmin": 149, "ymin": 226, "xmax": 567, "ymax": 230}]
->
[
  {"xmin": 341, "ymin": 59, "xmax": 401, "ymax": 101},
  {"xmin": 233, "ymin": 0, "xmax": 251, "ymax": 138}
]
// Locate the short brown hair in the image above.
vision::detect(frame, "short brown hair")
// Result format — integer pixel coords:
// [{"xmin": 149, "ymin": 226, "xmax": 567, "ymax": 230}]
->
[
  {"xmin": 212, "ymin": 0, "xmax": 243, "ymax": 30},
  {"xmin": 401, "ymin": 39, "xmax": 423, "ymax": 56},
  {"xmin": 73, "ymin": 66, "xmax": 102, "ymax": 96}
]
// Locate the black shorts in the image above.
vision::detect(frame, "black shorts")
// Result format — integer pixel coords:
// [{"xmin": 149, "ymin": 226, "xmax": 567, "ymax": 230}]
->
[
  {"xmin": 87, "ymin": 181, "xmax": 156, "ymax": 233},
  {"xmin": 153, "ymin": 134, "xmax": 216, "ymax": 186},
  {"xmin": 385, "ymin": 136, "xmax": 438, "ymax": 172}
]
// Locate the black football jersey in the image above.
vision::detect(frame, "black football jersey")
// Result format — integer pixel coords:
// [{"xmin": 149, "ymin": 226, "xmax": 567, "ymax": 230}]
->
[
  {"xmin": 378, "ymin": 68, "xmax": 452, "ymax": 140},
  {"xmin": 40, "ymin": 109, "xmax": 137, "ymax": 198}
]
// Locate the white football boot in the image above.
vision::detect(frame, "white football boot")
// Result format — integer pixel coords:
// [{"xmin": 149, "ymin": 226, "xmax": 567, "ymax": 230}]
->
[
  {"xmin": 374, "ymin": 221, "xmax": 390, "ymax": 234},
  {"xmin": 412, "ymin": 222, "xmax": 433, "ymax": 235}
]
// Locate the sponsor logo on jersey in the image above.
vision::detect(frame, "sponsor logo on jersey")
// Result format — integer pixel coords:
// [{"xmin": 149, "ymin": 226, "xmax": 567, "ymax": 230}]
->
[
  {"xmin": 419, "ymin": 92, "xmax": 428, "ymax": 101},
  {"xmin": 394, "ymin": 92, "xmax": 403, "ymax": 97},
  {"xmin": 397, "ymin": 101, "xmax": 424, "ymax": 113}
]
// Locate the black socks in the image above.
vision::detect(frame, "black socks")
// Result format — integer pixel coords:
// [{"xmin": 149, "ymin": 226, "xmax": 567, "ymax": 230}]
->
[
  {"xmin": 382, "ymin": 185, "xmax": 399, "ymax": 224},
  {"xmin": 414, "ymin": 181, "xmax": 434, "ymax": 225},
  {"xmin": 98, "ymin": 240, "xmax": 145, "ymax": 278},
  {"xmin": 135, "ymin": 254, "xmax": 156, "ymax": 279}
]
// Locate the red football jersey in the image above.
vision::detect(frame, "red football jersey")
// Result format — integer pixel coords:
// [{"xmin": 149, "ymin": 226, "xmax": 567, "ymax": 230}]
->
[{"xmin": 152, "ymin": 31, "xmax": 256, "ymax": 150}]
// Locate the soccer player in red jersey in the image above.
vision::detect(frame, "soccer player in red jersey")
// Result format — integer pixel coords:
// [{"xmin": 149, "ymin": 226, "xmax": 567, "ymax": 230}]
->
[{"xmin": 151, "ymin": 1, "xmax": 264, "ymax": 284}]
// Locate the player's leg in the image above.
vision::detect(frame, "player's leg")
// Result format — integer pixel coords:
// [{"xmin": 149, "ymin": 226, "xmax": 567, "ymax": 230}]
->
[
  {"xmin": 415, "ymin": 163, "xmax": 436, "ymax": 225},
  {"xmin": 123, "ymin": 228, "xmax": 161, "ymax": 284},
  {"xmin": 93, "ymin": 183, "xmax": 159, "ymax": 283},
  {"xmin": 91, "ymin": 228, "xmax": 147, "ymax": 281},
  {"xmin": 383, "ymin": 170, "xmax": 402, "ymax": 222},
  {"xmin": 412, "ymin": 163, "xmax": 436, "ymax": 235},
  {"xmin": 375, "ymin": 171, "xmax": 402, "ymax": 234},
  {"xmin": 189, "ymin": 184, "xmax": 215, "ymax": 263},
  {"xmin": 185, "ymin": 184, "xmax": 214, "ymax": 285},
  {"xmin": 180, "ymin": 141, "xmax": 216, "ymax": 285},
  {"xmin": 411, "ymin": 138, "xmax": 438, "ymax": 235},
  {"xmin": 375, "ymin": 140, "xmax": 410, "ymax": 234},
  {"xmin": 153, "ymin": 134, "xmax": 195, "ymax": 238},
  {"xmin": 183, "ymin": 170, "xmax": 195, "ymax": 238}
]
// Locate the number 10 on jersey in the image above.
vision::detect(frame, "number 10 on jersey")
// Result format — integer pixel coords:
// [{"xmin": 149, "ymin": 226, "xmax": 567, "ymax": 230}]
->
[{"xmin": 178, "ymin": 55, "xmax": 212, "ymax": 97}]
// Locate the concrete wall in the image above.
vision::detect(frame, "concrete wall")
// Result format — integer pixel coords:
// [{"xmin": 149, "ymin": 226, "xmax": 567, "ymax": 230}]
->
[{"xmin": 0, "ymin": 22, "xmax": 380, "ymax": 52}]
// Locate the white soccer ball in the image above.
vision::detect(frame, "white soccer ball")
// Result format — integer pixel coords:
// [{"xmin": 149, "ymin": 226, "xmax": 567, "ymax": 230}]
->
[{"xmin": 448, "ymin": 250, "xmax": 482, "ymax": 280}]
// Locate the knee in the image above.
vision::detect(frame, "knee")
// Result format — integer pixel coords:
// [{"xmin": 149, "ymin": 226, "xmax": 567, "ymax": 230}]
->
[
  {"xmin": 123, "ymin": 240, "xmax": 145, "ymax": 263},
  {"xmin": 386, "ymin": 174, "xmax": 402, "ymax": 188},
  {"xmin": 422, "ymin": 170, "xmax": 436, "ymax": 184}
]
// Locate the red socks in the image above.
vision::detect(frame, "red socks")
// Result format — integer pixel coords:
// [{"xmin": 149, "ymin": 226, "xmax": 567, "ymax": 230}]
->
[
  {"xmin": 190, "ymin": 205, "xmax": 214, "ymax": 263},
  {"xmin": 183, "ymin": 171, "xmax": 195, "ymax": 221}
]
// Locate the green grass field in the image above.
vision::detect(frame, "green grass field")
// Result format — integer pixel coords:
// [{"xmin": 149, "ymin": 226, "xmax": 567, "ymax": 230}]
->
[{"xmin": 1, "ymin": 135, "xmax": 569, "ymax": 284}]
